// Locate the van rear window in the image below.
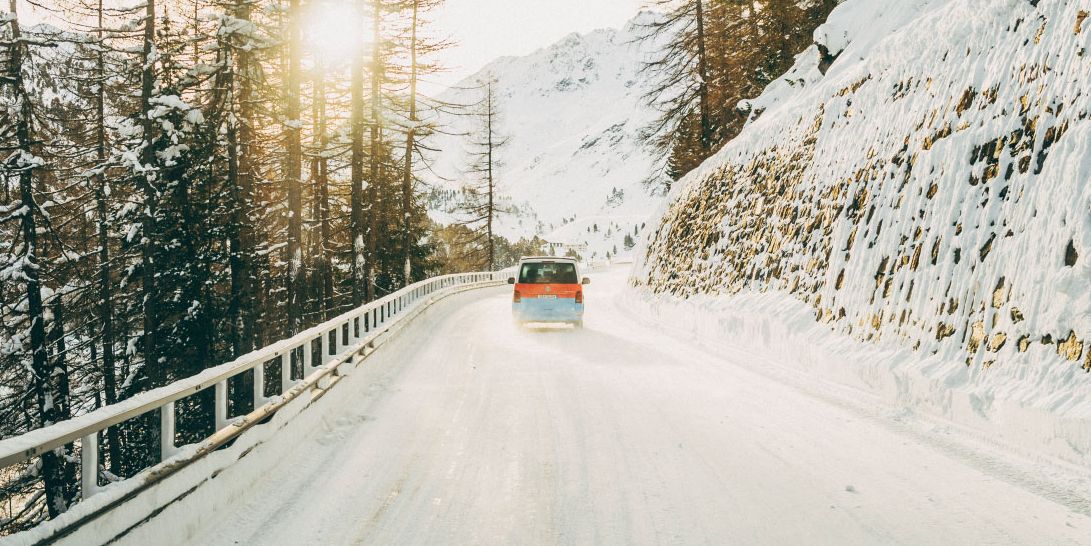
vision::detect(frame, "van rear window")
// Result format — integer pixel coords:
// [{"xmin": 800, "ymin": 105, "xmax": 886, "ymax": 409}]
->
[{"xmin": 519, "ymin": 262, "xmax": 578, "ymax": 284}]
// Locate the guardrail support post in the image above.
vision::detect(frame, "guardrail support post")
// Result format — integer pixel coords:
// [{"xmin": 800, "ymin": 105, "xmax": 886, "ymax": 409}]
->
[
  {"xmin": 280, "ymin": 352, "xmax": 291, "ymax": 394},
  {"xmin": 81, "ymin": 433, "xmax": 99, "ymax": 499},
  {"xmin": 215, "ymin": 380, "xmax": 228, "ymax": 430},
  {"xmin": 161, "ymin": 402, "xmax": 177, "ymax": 460},
  {"xmin": 329, "ymin": 329, "xmax": 338, "ymax": 360},
  {"xmin": 304, "ymin": 336, "xmax": 313, "ymax": 372},
  {"xmin": 254, "ymin": 363, "xmax": 266, "ymax": 408}
]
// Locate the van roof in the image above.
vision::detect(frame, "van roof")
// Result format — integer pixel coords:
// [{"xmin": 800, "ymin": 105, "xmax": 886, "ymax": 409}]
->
[{"xmin": 518, "ymin": 256, "xmax": 577, "ymax": 262}]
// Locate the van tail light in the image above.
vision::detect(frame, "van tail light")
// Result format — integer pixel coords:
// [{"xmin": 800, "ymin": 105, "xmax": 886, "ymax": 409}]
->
[
  {"xmin": 513, "ymin": 290, "xmax": 522, "ymax": 303},
  {"xmin": 575, "ymin": 291, "xmax": 583, "ymax": 304}
]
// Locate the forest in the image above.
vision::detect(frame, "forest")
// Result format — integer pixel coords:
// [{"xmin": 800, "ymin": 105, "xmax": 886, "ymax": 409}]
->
[
  {"xmin": 641, "ymin": 0, "xmax": 839, "ymax": 185},
  {"xmin": 0, "ymin": 0, "xmax": 836, "ymax": 532}
]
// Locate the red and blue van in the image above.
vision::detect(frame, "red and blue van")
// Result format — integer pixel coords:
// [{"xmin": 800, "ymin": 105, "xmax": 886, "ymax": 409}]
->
[{"xmin": 508, "ymin": 257, "xmax": 590, "ymax": 328}]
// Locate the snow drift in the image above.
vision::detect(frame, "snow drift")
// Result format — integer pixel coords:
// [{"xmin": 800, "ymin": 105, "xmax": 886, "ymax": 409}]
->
[{"xmin": 636, "ymin": 0, "xmax": 1091, "ymax": 464}]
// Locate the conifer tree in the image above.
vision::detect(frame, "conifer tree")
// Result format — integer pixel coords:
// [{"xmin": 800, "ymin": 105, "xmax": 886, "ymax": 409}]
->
[
  {"xmin": 458, "ymin": 80, "xmax": 507, "ymax": 271},
  {"xmin": 641, "ymin": 0, "xmax": 840, "ymax": 187}
]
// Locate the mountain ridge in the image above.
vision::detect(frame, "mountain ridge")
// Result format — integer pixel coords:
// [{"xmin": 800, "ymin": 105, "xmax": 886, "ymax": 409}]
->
[{"xmin": 426, "ymin": 11, "xmax": 668, "ymax": 260}]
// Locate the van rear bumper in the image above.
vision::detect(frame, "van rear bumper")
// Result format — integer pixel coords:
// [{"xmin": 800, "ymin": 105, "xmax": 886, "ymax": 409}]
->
[{"xmin": 513, "ymin": 298, "xmax": 584, "ymax": 323}]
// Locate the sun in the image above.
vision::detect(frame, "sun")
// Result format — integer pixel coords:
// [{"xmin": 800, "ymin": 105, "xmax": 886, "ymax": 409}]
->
[{"xmin": 305, "ymin": 2, "xmax": 366, "ymax": 62}]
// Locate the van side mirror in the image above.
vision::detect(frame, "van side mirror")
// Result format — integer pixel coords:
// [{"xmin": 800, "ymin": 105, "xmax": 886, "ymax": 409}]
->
[
  {"xmin": 507, "ymin": 277, "xmax": 516, "ymax": 285},
  {"xmin": 581, "ymin": 277, "xmax": 591, "ymax": 285}
]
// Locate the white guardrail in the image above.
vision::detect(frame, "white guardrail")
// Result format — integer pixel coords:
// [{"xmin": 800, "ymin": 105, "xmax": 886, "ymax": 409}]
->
[{"xmin": 0, "ymin": 271, "xmax": 504, "ymax": 540}]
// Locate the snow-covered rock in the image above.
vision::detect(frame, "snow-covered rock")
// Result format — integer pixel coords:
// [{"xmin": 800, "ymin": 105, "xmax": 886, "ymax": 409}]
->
[
  {"xmin": 637, "ymin": 0, "xmax": 1091, "ymax": 463},
  {"xmin": 426, "ymin": 12, "xmax": 667, "ymax": 260}
]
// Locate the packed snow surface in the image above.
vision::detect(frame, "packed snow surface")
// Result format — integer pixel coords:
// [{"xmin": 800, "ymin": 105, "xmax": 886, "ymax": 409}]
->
[{"xmin": 100, "ymin": 269, "xmax": 1091, "ymax": 545}]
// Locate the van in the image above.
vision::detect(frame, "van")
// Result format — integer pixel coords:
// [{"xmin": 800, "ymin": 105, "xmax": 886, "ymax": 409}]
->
[{"xmin": 508, "ymin": 257, "xmax": 590, "ymax": 328}]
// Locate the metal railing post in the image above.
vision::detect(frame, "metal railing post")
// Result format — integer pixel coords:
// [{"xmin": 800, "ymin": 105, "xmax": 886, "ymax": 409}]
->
[
  {"xmin": 215, "ymin": 381, "xmax": 228, "ymax": 430},
  {"xmin": 280, "ymin": 353, "xmax": 291, "ymax": 394},
  {"xmin": 303, "ymin": 336, "xmax": 313, "ymax": 372},
  {"xmin": 81, "ymin": 433, "xmax": 99, "ymax": 499},
  {"xmin": 161, "ymin": 402, "xmax": 177, "ymax": 460},
  {"xmin": 254, "ymin": 363, "xmax": 266, "ymax": 407},
  {"xmin": 329, "ymin": 328, "xmax": 338, "ymax": 360}
]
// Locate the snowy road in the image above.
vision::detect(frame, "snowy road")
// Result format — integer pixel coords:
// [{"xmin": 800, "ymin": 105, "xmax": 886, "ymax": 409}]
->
[{"xmin": 128, "ymin": 268, "xmax": 1091, "ymax": 545}]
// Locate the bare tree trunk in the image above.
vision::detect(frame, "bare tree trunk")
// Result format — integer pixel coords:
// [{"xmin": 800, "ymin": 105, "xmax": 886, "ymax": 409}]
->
[
  {"xmin": 93, "ymin": 0, "xmax": 121, "ymax": 474},
  {"xmin": 311, "ymin": 58, "xmax": 333, "ymax": 319},
  {"xmin": 401, "ymin": 0, "xmax": 420, "ymax": 286},
  {"xmin": 49, "ymin": 297, "xmax": 73, "ymax": 430},
  {"xmin": 485, "ymin": 82, "xmax": 495, "ymax": 271},
  {"xmin": 7, "ymin": 1, "xmax": 73, "ymax": 516},
  {"xmin": 226, "ymin": 59, "xmax": 244, "ymax": 353},
  {"xmin": 458, "ymin": 79, "xmax": 505, "ymax": 271},
  {"xmin": 285, "ymin": 0, "xmax": 304, "ymax": 335},
  {"xmin": 139, "ymin": 0, "xmax": 161, "ymax": 386},
  {"xmin": 350, "ymin": 2, "xmax": 367, "ymax": 307},
  {"xmin": 234, "ymin": 0, "xmax": 257, "ymax": 353},
  {"xmin": 367, "ymin": 0, "xmax": 383, "ymax": 300},
  {"xmin": 695, "ymin": 0, "xmax": 711, "ymax": 150}
]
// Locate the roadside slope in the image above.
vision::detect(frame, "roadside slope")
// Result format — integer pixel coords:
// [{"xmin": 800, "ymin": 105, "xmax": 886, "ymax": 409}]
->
[{"xmin": 636, "ymin": 0, "xmax": 1091, "ymax": 462}]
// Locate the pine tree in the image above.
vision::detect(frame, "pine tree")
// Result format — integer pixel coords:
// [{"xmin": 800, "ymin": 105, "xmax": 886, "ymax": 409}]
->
[
  {"xmin": 0, "ymin": 4, "xmax": 77, "ymax": 517},
  {"xmin": 399, "ymin": 0, "xmax": 421, "ymax": 287},
  {"xmin": 366, "ymin": 0, "xmax": 386, "ymax": 299},
  {"xmin": 220, "ymin": 0, "xmax": 266, "ymax": 357},
  {"xmin": 350, "ymin": 1, "xmax": 368, "ymax": 307},
  {"xmin": 457, "ymin": 79, "xmax": 507, "ymax": 271},
  {"xmin": 641, "ymin": 1, "xmax": 840, "ymax": 186},
  {"xmin": 284, "ymin": 0, "xmax": 304, "ymax": 337}
]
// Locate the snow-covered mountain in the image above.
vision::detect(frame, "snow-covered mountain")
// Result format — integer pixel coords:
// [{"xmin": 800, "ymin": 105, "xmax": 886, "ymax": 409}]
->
[
  {"xmin": 636, "ymin": 0, "xmax": 1091, "ymax": 463},
  {"xmin": 426, "ymin": 12, "xmax": 667, "ymax": 260}
]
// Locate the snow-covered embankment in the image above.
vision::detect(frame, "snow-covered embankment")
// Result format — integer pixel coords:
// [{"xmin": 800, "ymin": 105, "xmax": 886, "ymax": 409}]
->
[{"xmin": 634, "ymin": 0, "xmax": 1091, "ymax": 466}]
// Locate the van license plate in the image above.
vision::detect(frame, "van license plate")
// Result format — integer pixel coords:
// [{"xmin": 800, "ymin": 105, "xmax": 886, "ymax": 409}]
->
[{"xmin": 537, "ymin": 295, "xmax": 557, "ymax": 299}]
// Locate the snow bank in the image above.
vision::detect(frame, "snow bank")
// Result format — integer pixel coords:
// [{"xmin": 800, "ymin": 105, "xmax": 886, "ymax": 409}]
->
[
  {"xmin": 636, "ymin": 0, "xmax": 1091, "ymax": 463},
  {"xmin": 621, "ymin": 288, "xmax": 1091, "ymax": 467}
]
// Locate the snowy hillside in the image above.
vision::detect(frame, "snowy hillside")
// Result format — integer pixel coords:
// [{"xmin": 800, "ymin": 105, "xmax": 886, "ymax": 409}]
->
[
  {"xmin": 637, "ymin": 0, "xmax": 1091, "ymax": 463},
  {"xmin": 426, "ymin": 12, "xmax": 667, "ymax": 259}
]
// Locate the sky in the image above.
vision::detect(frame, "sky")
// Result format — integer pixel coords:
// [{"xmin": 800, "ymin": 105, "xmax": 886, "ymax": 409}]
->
[
  {"xmin": 426, "ymin": 0, "xmax": 649, "ymax": 90},
  {"xmin": 15, "ymin": 0, "xmax": 649, "ymax": 93}
]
